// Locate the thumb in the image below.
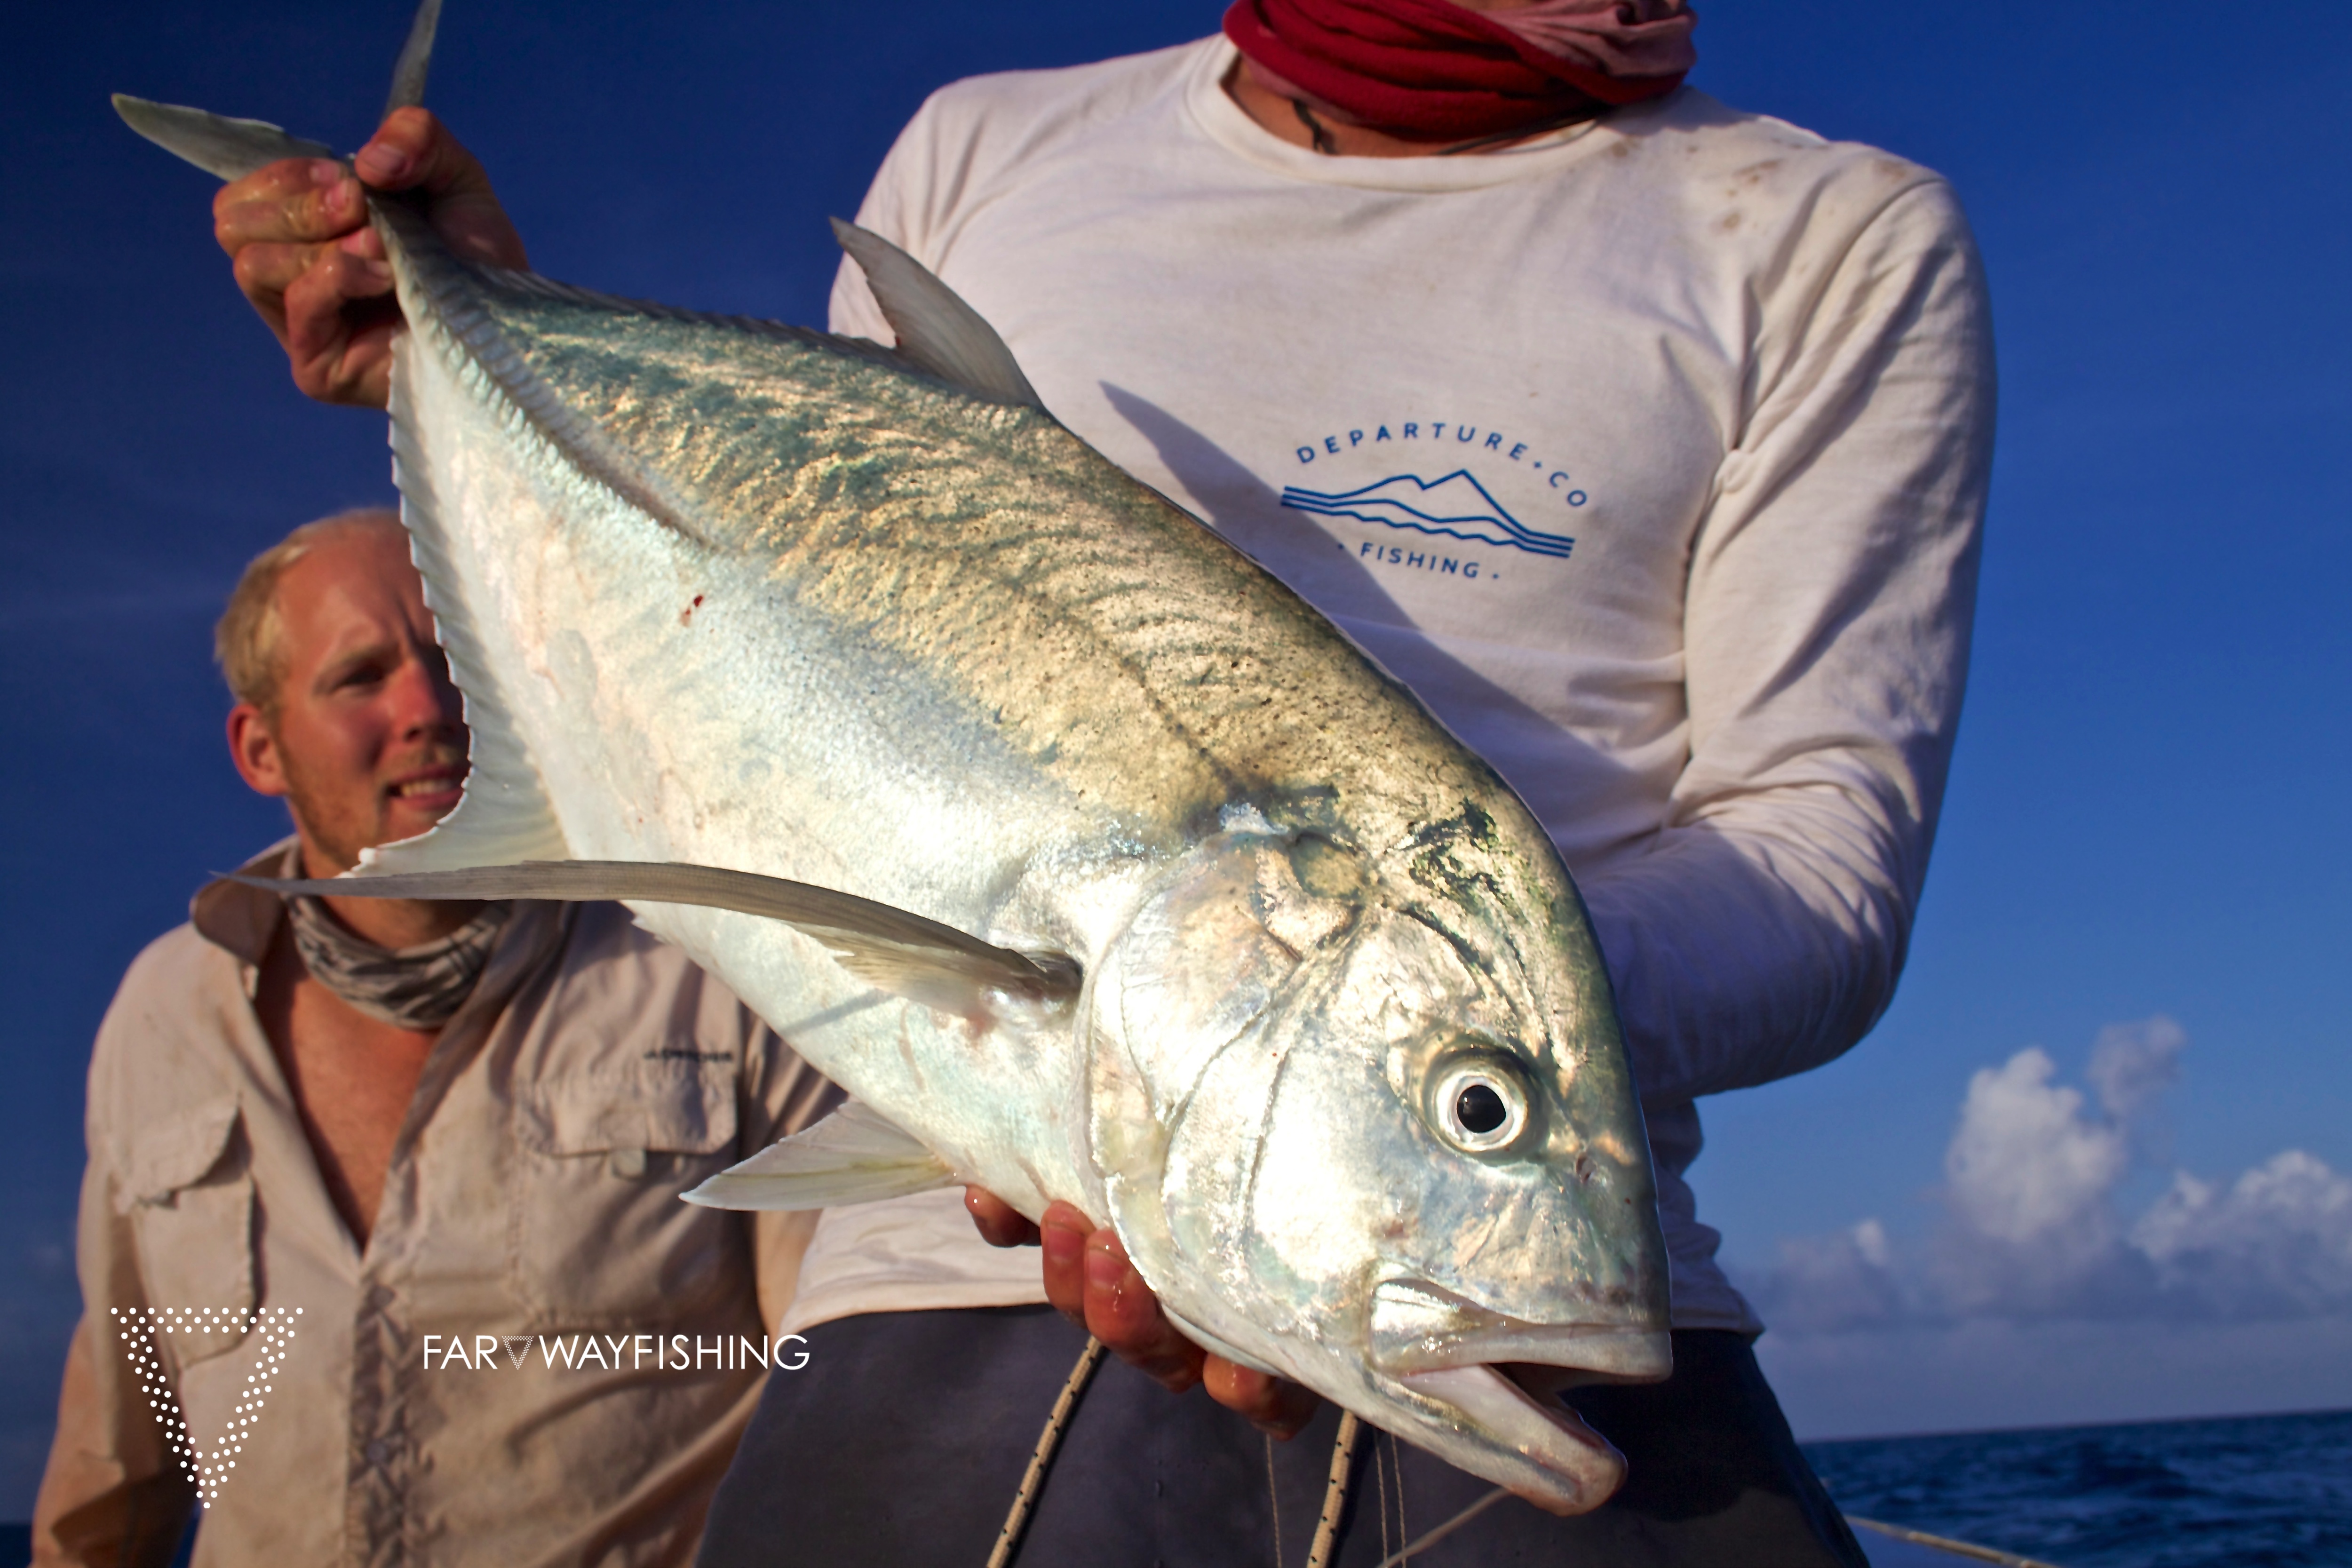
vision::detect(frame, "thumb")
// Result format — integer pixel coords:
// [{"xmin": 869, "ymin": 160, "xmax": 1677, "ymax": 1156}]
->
[{"xmin": 352, "ymin": 107, "xmax": 528, "ymax": 269}]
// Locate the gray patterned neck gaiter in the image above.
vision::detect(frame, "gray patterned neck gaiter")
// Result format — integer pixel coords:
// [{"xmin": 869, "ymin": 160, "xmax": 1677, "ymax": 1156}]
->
[{"xmin": 283, "ymin": 894, "xmax": 512, "ymax": 1030}]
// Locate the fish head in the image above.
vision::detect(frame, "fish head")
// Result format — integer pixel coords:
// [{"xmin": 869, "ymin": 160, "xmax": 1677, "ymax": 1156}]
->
[{"xmin": 1088, "ymin": 803, "xmax": 1670, "ymax": 1513}]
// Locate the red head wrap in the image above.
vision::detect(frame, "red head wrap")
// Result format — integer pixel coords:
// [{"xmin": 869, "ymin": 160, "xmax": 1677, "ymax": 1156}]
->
[{"xmin": 1223, "ymin": 0, "xmax": 1696, "ymax": 143}]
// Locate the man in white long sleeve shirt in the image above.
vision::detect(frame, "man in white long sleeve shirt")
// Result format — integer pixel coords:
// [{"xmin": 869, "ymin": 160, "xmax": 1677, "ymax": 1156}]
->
[
  {"xmin": 779, "ymin": 29, "xmax": 1989, "ymax": 1349},
  {"xmin": 700, "ymin": 10, "xmax": 1990, "ymax": 1565},
  {"xmin": 205, "ymin": 1, "xmax": 1990, "ymax": 1560}
]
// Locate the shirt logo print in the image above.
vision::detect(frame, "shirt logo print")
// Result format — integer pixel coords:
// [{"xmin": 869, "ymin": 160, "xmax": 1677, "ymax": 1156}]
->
[
  {"xmin": 112, "ymin": 1305, "xmax": 302, "ymax": 1510},
  {"xmin": 1280, "ymin": 470, "xmax": 1575, "ymax": 559}
]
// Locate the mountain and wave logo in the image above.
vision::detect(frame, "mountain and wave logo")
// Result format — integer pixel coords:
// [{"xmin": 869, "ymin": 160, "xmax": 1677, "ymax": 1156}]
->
[{"xmin": 1279, "ymin": 470, "xmax": 1574, "ymax": 559}]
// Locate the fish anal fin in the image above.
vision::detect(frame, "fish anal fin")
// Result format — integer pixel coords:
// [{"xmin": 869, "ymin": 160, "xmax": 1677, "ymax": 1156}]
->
[
  {"xmin": 682, "ymin": 1101, "xmax": 955, "ymax": 1211},
  {"xmin": 830, "ymin": 220, "xmax": 1045, "ymax": 411}
]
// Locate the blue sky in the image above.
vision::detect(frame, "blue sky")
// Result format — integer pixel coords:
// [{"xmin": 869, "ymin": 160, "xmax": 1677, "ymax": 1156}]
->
[{"xmin": 3, "ymin": 0, "xmax": 2348, "ymax": 1509}]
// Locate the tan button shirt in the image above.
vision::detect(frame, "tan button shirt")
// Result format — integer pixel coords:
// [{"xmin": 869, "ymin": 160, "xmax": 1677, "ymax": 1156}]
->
[{"xmin": 32, "ymin": 844, "xmax": 835, "ymax": 1568}]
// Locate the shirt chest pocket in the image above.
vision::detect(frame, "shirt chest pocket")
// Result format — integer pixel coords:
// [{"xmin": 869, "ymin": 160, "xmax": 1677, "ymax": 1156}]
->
[
  {"xmin": 508, "ymin": 1054, "xmax": 749, "ymax": 1330},
  {"xmin": 118, "ymin": 1096, "xmax": 255, "ymax": 1367}
]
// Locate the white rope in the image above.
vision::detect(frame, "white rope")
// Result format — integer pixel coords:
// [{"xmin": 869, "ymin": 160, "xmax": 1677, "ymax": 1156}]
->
[
  {"xmin": 984, "ymin": 1336, "xmax": 1106, "ymax": 1568},
  {"xmin": 1267, "ymin": 1434, "xmax": 1286, "ymax": 1567},
  {"xmin": 983, "ymin": 1352, "xmax": 1497, "ymax": 1568},
  {"xmin": 1370, "ymin": 1485, "xmax": 1510, "ymax": 1568},
  {"xmin": 1303, "ymin": 1412, "xmax": 1364, "ymax": 1568},
  {"xmin": 1846, "ymin": 1516, "xmax": 2067, "ymax": 1568}
]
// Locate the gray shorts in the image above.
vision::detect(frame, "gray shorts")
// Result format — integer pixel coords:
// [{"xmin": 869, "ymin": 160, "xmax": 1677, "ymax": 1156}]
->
[{"xmin": 698, "ymin": 1306, "xmax": 1866, "ymax": 1568}]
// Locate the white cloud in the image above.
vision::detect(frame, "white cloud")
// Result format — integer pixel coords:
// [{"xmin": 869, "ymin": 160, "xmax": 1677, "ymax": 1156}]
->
[
  {"xmin": 1944, "ymin": 1046, "xmax": 2127, "ymax": 1247},
  {"xmin": 2086, "ymin": 1014, "xmax": 2186, "ymax": 1122},
  {"xmin": 2131, "ymin": 1150, "xmax": 2352, "ymax": 1315},
  {"xmin": 1740, "ymin": 1017, "xmax": 2352, "ymax": 1330},
  {"xmin": 1755, "ymin": 1220, "xmax": 1906, "ymax": 1332}
]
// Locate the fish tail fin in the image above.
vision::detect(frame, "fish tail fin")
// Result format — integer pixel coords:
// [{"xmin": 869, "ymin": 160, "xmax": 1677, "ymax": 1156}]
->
[
  {"xmin": 114, "ymin": 0, "xmax": 443, "ymax": 179},
  {"xmin": 384, "ymin": 0, "xmax": 443, "ymax": 117},
  {"xmin": 111, "ymin": 96, "xmax": 334, "ymax": 183}
]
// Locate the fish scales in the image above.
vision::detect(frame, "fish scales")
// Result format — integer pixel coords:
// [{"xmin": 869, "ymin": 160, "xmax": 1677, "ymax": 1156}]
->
[{"xmin": 489, "ymin": 280, "xmax": 1482, "ymax": 846}]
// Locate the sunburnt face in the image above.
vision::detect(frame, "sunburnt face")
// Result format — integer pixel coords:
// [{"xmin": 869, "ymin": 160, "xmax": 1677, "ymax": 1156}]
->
[{"xmin": 229, "ymin": 522, "xmax": 470, "ymax": 871}]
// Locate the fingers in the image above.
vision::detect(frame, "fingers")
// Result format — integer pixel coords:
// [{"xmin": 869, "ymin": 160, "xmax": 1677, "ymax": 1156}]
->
[
  {"xmin": 1079, "ymin": 1226, "xmax": 1207, "ymax": 1394},
  {"xmin": 963, "ymin": 1186, "xmax": 1041, "ymax": 1249},
  {"xmin": 350, "ymin": 106, "xmax": 464, "ymax": 192},
  {"xmin": 214, "ymin": 159, "xmax": 369, "ymax": 257},
  {"xmin": 354, "ymin": 108, "xmax": 527, "ymax": 269},
  {"xmin": 1039, "ymin": 1201, "xmax": 1091, "ymax": 1322},
  {"xmin": 1204, "ymin": 1356, "xmax": 1322, "ymax": 1441},
  {"xmin": 228, "ymin": 229, "xmax": 384, "ymax": 326},
  {"xmin": 971, "ymin": 1191, "xmax": 1323, "ymax": 1434},
  {"xmin": 213, "ymin": 157, "xmax": 394, "ymax": 406},
  {"xmin": 1066, "ymin": 1210, "xmax": 1321, "ymax": 1436},
  {"xmin": 276, "ymin": 248, "xmax": 402, "ymax": 406},
  {"xmin": 209, "ymin": 113, "xmax": 526, "ymax": 412}
]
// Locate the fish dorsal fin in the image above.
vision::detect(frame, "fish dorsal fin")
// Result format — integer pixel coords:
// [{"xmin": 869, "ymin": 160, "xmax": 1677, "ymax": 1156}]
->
[
  {"xmin": 112, "ymin": 96, "xmax": 334, "ymax": 183},
  {"xmin": 237, "ymin": 860, "xmax": 1084, "ymax": 1010},
  {"xmin": 682, "ymin": 1101, "xmax": 956, "ymax": 1211},
  {"xmin": 830, "ymin": 219, "xmax": 1044, "ymax": 410},
  {"xmin": 385, "ymin": 0, "xmax": 443, "ymax": 116}
]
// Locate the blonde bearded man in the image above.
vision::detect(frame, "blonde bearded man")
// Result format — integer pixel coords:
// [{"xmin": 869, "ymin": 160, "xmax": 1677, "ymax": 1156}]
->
[{"xmin": 31, "ymin": 511, "xmax": 834, "ymax": 1567}]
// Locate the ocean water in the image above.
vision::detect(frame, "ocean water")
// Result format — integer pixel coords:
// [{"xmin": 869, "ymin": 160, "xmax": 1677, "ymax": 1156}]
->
[
  {"xmin": 5, "ymin": 1410, "xmax": 2343, "ymax": 1566},
  {"xmin": 1805, "ymin": 1407, "xmax": 2352, "ymax": 1568}
]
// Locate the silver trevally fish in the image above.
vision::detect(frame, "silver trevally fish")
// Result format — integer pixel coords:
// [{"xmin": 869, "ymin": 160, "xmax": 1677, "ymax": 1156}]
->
[{"xmin": 118, "ymin": 0, "xmax": 1670, "ymax": 1512}]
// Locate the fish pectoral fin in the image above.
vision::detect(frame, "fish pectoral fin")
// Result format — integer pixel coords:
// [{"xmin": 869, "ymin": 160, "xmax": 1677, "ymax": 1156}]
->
[
  {"xmin": 681, "ymin": 1101, "xmax": 955, "ymax": 1211},
  {"xmin": 831, "ymin": 219, "xmax": 1046, "ymax": 411},
  {"xmin": 112, "ymin": 96, "xmax": 335, "ymax": 183},
  {"xmin": 819, "ymin": 936, "xmax": 1081, "ymax": 1018},
  {"xmin": 236, "ymin": 860, "xmax": 1084, "ymax": 1006}
]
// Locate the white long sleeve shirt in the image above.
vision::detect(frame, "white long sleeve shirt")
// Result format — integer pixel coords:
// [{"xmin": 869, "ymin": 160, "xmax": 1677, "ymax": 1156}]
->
[{"xmin": 788, "ymin": 36, "xmax": 1993, "ymax": 1335}]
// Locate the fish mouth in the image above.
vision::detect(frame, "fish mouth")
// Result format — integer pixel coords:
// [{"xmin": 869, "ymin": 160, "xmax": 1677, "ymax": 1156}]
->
[
  {"xmin": 1371, "ymin": 1279, "xmax": 1671, "ymax": 1515},
  {"xmin": 1393, "ymin": 1364, "xmax": 1621, "ymax": 1513},
  {"xmin": 1369, "ymin": 1278, "xmax": 1672, "ymax": 1380}
]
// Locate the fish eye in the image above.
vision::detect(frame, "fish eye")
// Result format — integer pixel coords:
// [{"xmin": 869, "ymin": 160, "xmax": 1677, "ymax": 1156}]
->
[
  {"xmin": 1428, "ymin": 1055, "xmax": 1533, "ymax": 1156},
  {"xmin": 1457, "ymin": 1082, "xmax": 1507, "ymax": 1133}
]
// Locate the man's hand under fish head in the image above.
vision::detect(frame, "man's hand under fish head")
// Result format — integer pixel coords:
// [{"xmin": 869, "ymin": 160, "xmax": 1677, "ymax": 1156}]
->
[
  {"xmin": 966, "ymin": 1189, "xmax": 1322, "ymax": 1440},
  {"xmin": 213, "ymin": 108, "xmax": 525, "ymax": 408}
]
